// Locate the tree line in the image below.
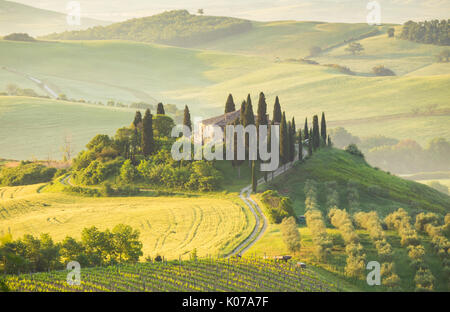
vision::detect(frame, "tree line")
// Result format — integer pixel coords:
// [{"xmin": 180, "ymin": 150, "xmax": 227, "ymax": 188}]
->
[
  {"xmin": 400, "ymin": 20, "xmax": 449, "ymax": 46},
  {"xmin": 223, "ymin": 92, "xmax": 330, "ymax": 191},
  {"xmin": 0, "ymin": 224, "xmax": 143, "ymax": 274}
]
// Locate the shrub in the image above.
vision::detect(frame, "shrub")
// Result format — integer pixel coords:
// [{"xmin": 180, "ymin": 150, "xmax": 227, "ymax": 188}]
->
[
  {"xmin": 324, "ymin": 64, "xmax": 354, "ymax": 75},
  {"xmin": 260, "ymin": 190, "xmax": 295, "ymax": 224},
  {"xmin": 3, "ymin": 33, "xmax": 35, "ymax": 41},
  {"xmin": 345, "ymin": 144, "xmax": 364, "ymax": 158},
  {"xmin": 372, "ymin": 65, "xmax": 396, "ymax": 76}
]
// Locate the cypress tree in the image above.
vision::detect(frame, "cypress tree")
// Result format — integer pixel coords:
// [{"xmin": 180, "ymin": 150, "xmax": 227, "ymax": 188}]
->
[
  {"xmin": 304, "ymin": 118, "xmax": 309, "ymax": 141},
  {"xmin": 142, "ymin": 108, "xmax": 154, "ymax": 157},
  {"xmin": 320, "ymin": 112, "xmax": 327, "ymax": 143},
  {"xmin": 239, "ymin": 100, "xmax": 246, "ymax": 125},
  {"xmin": 133, "ymin": 111, "xmax": 142, "ymax": 128},
  {"xmin": 291, "ymin": 117, "xmax": 296, "ymax": 136},
  {"xmin": 273, "ymin": 96, "xmax": 282, "ymax": 123},
  {"xmin": 256, "ymin": 92, "xmax": 268, "ymax": 127},
  {"xmin": 291, "ymin": 117, "xmax": 296, "ymax": 161},
  {"xmin": 251, "ymin": 160, "xmax": 257, "ymax": 193},
  {"xmin": 246, "ymin": 94, "xmax": 252, "ymax": 111},
  {"xmin": 298, "ymin": 129, "xmax": 303, "ymax": 161},
  {"xmin": 308, "ymin": 130, "xmax": 313, "ymax": 157},
  {"xmin": 244, "ymin": 99, "xmax": 255, "ymax": 162},
  {"xmin": 183, "ymin": 105, "xmax": 192, "ymax": 132},
  {"xmin": 312, "ymin": 115, "xmax": 320, "ymax": 151},
  {"xmin": 287, "ymin": 121, "xmax": 293, "ymax": 162},
  {"xmin": 156, "ymin": 103, "xmax": 165, "ymax": 115},
  {"xmin": 327, "ymin": 135, "xmax": 332, "ymax": 147},
  {"xmin": 224, "ymin": 94, "xmax": 235, "ymax": 113},
  {"xmin": 244, "ymin": 98, "xmax": 255, "ymax": 127},
  {"xmin": 280, "ymin": 112, "xmax": 288, "ymax": 165}
]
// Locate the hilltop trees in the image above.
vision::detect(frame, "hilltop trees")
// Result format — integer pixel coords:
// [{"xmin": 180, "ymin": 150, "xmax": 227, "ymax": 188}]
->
[
  {"xmin": 224, "ymin": 94, "xmax": 235, "ymax": 113},
  {"xmin": 400, "ymin": 20, "xmax": 450, "ymax": 46},
  {"xmin": 156, "ymin": 103, "xmax": 165, "ymax": 115},
  {"xmin": 142, "ymin": 109, "xmax": 154, "ymax": 157}
]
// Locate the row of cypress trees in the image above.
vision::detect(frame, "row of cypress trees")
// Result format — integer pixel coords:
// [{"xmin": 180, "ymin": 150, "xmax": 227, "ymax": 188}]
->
[{"xmin": 224, "ymin": 93, "xmax": 330, "ymax": 192}]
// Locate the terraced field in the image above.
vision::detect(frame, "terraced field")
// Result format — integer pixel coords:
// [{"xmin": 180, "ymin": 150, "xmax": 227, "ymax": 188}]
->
[{"xmin": 0, "ymin": 185, "xmax": 255, "ymax": 259}]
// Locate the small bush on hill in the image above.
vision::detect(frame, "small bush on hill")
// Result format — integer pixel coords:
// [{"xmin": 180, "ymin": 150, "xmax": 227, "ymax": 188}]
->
[
  {"xmin": 345, "ymin": 144, "xmax": 364, "ymax": 158},
  {"xmin": 3, "ymin": 33, "xmax": 35, "ymax": 42},
  {"xmin": 260, "ymin": 190, "xmax": 295, "ymax": 224},
  {"xmin": 372, "ymin": 65, "xmax": 396, "ymax": 76}
]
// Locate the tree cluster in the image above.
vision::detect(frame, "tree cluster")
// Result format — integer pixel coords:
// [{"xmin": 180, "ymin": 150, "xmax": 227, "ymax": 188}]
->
[
  {"xmin": 304, "ymin": 180, "xmax": 332, "ymax": 261},
  {"xmin": 328, "ymin": 208, "xmax": 366, "ymax": 278},
  {"xmin": 354, "ymin": 211, "xmax": 400, "ymax": 288},
  {"xmin": 385, "ymin": 208, "xmax": 435, "ymax": 291},
  {"xmin": 260, "ymin": 190, "xmax": 295, "ymax": 224},
  {"xmin": 280, "ymin": 216, "xmax": 301, "ymax": 254},
  {"xmin": 0, "ymin": 162, "xmax": 57, "ymax": 186},
  {"xmin": 44, "ymin": 10, "xmax": 253, "ymax": 47},
  {"xmin": 400, "ymin": 20, "xmax": 449, "ymax": 46},
  {"xmin": 0, "ymin": 225, "xmax": 143, "ymax": 274},
  {"xmin": 415, "ymin": 212, "xmax": 450, "ymax": 281}
]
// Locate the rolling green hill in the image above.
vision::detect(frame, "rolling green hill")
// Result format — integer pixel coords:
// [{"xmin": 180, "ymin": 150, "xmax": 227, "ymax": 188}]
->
[
  {"xmin": 263, "ymin": 149, "xmax": 450, "ymax": 216},
  {"xmin": 0, "ymin": 38, "xmax": 449, "ymax": 160},
  {"xmin": 43, "ymin": 10, "xmax": 252, "ymax": 47},
  {"xmin": 0, "ymin": 96, "xmax": 135, "ymax": 160},
  {"xmin": 311, "ymin": 30, "xmax": 448, "ymax": 76},
  {"xmin": 0, "ymin": 0, "xmax": 111, "ymax": 36},
  {"xmin": 42, "ymin": 10, "xmax": 381, "ymax": 59},
  {"xmin": 247, "ymin": 148, "xmax": 450, "ymax": 291}
]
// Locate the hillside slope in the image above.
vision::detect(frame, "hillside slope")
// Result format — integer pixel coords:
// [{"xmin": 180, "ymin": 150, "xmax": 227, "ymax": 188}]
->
[
  {"xmin": 42, "ymin": 10, "xmax": 380, "ymax": 59},
  {"xmin": 43, "ymin": 10, "xmax": 252, "ymax": 47},
  {"xmin": 0, "ymin": 0, "xmax": 111, "ymax": 36},
  {"xmin": 264, "ymin": 148, "xmax": 450, "ymax": 216}
]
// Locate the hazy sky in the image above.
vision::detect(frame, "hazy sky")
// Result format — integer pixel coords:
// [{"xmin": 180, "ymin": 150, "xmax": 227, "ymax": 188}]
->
[{"xmin": 14, "ymin": 0, "xmax": 450, "ymax": 23}]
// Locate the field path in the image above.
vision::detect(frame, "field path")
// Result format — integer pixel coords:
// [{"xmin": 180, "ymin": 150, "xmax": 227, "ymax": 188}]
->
[{"xmin": 227, "ymin": 148, "xmax": 304, "ymax": 257}]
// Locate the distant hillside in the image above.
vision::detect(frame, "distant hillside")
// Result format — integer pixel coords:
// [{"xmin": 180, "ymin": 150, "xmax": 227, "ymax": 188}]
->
[
  {"xmin": 264, "ymin": 149, "xmax": 450, "ymax": 216},
  {"xmin": 43, "ymin": 10, "xmax": 253, "ymax": 47},
  {"xmin": 0, "ymin": 0, "xmax": 111, "ymax": 36}
]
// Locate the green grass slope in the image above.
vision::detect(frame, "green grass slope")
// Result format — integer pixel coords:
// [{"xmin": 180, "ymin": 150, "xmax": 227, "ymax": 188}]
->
[
  {"xmin": 247, "ymin": 149, "xmax": 449, "ymax": 291},
  {"xmin": 0, "ymin": 38, "xmax": 448, "ymax": 160},
  {"xmin": 0, "ymin": 96, "xmax": 135, "ymax": 160},
  {"xmin": 311, "ymin": 32, "xmax": 448, "ymax": 76},
  {"xmin": 196, "ymin": 21, "xmax": 379, "ymax": 59},
  {"xmin": 43, "ymin": 10, "xmax": 252, "ymax": 47},
  {"xmin": 0, "ymin": 0, "xmax": 111, "ymax": 36},
  {"xmin": 264, "ymin": 148, "xmax": 450, "ymax": 216}
]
